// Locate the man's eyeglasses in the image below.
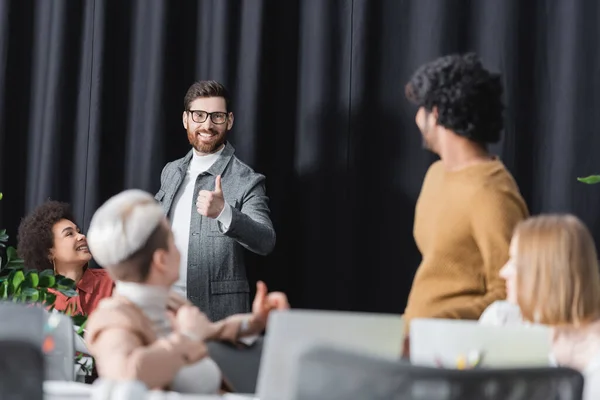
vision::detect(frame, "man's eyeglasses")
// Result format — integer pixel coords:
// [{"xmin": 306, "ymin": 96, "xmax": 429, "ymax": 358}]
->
[{"xmin": 187, "ymin": 110, "xmax": 228, "ymax": 125}]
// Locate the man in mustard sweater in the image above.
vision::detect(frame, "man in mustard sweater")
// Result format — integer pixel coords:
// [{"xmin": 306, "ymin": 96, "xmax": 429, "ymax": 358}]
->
[{"xmin": 403, "ymin": 53, "xmax": 529, "ymax": 323}]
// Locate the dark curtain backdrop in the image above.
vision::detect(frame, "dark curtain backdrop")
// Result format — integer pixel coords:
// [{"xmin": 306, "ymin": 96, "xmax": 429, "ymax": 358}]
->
[{"xmin": 1, "ymin": 0, "xmax": 600, "ymax": 314}]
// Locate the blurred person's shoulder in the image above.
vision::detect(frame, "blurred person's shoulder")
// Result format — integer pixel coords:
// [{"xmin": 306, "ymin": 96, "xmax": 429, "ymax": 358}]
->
[{"xmin": 479, "ymin": 300, "xmax": 524, "ymax": 326}]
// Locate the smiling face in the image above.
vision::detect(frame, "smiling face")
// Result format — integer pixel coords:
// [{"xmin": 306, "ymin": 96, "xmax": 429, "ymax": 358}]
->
[
  {"xmin": 183, "ymin": 96, "xmax": 234, "ymax": 155},
  {"xmin": 49, "ymin": 219, "xmax": 92, "ymax": 270}
]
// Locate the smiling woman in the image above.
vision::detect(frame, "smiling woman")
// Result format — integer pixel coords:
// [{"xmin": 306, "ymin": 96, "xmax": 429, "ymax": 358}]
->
[{"xmin": 16, "ymin": 201, "xmax": 114, "ymax": 315}]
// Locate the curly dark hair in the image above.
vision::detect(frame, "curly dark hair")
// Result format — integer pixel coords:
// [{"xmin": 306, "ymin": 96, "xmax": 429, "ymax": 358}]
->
[
  {"xmin": 17, "ymin": 201, "xmax": 76, "ymax": 271},
  {"xmin": 405, "ymin": 52, "xmax": 504, "ymax": 144}
]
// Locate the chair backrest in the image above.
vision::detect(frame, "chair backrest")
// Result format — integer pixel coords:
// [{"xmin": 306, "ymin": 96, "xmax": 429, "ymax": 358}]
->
[
  {"xmin": 0, "ymin": 302, "xmax": 75, "ymax": 381},
  {"xmin": 257, "ymin": 309, "xmax": 404, "ymax": 400},
  {"xmin": 0, "ymin": 302, "xmax": 45, "ymax": 343},
  {"xmin": 289, "ymin": 345, "xmax": 584, "ymax": 400},
  {"xmin": 410, "ymin": 318, "xmax": 553, "ymax": 368},
  {"xmin": 46, "ymin": 311, "xmax": 76, "ymax": 381},
  {"xmin": 206, "ymin": 336, "xmax": 264, "ymax": 393},
  {"xmin": 0, "ymin": 339, "xmax": 44, "ymax": 400}
]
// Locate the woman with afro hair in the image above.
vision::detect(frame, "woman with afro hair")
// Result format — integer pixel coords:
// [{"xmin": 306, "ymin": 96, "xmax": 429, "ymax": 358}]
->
[{"xmin": 17, "ymin": 200, "xmax": 113, "ymax": 315}]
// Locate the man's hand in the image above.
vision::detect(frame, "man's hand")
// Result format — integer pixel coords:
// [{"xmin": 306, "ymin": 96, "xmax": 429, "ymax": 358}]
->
[
  {"xmin": 196, "ymin": 175, "xmax": 225, "ymax": 219},
  {"xmin": 173, "ymin": 305, "xmax": 215, "ymax": 341},
  {"xmin": 250, "ymin": 281, "xmax": 290, "ymax": 330}
]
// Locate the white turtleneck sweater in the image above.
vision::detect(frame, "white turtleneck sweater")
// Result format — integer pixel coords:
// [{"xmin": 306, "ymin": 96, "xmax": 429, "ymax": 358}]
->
[
  {"xmin": 169, "ymin": 147, "xmax": 232, "ymax": 297},
  {"xmin": 114, "ymin": 282, "xmax": 222, "ymax": 394}
]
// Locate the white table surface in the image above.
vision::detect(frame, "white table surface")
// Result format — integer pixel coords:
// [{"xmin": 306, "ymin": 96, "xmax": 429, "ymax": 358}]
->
[{"xmin": 44, "ymin": 381, "xmax": 255, "ymax": 400}]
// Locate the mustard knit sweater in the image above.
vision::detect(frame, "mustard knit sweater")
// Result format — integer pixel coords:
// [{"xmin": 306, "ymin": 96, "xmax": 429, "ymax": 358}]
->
[{"xmin": 404, "ymin": 159, "xmax": 529, "ymax": 323}]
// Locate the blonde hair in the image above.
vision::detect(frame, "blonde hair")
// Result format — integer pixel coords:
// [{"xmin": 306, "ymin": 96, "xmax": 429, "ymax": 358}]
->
[
  {"xmin": 87, "ymin": 189, "xmax": 164, "ymax": 268},
  {"xmin": 515, "ymin": 214, "xmax": 600, "ymax": 327}
]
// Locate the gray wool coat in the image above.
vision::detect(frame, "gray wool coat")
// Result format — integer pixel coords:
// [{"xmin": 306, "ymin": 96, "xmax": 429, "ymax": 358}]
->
[{"xmin": 155, "ymin": 142, "xmax": 276, "ymax": 321}]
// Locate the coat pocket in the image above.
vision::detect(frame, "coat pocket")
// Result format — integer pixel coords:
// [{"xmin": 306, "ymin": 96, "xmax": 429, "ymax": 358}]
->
[
  {"xmin": 209, "ymin": 279, "xmax": 251, "ymax": 319},
  {"xmin": 210, "ymin": 279, "xmax": 249, "ymax": 295}
]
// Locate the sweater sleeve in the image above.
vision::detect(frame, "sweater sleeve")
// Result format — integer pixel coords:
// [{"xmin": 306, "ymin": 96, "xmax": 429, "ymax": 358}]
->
[
  {"xmin": 207, "ymin": 313, "xmax": 264, "ymax": 343},
  {"xmin": 89, "ymin": 328, "xmax": 207, "ymax": 390},
  {"xmin": 439, "ymin": 187, "xmax": 528, "ymax": 320}
]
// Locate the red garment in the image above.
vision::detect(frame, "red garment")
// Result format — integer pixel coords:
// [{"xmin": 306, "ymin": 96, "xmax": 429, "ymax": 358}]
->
[{"xmin": 51, "ymin": 267, "xmax": 114, "ymax": 316}]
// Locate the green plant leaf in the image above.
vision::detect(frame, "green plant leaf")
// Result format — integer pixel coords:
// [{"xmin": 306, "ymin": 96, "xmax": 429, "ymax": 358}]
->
[
  {"xmin": 57, "ymin": 277, "xmax": 76, "ymax": 289},
  {"xmin": 6, "ymin": 259, "xmax": 24, "ymax": 268},
  {"xmin": 44, "ymin": 292, "xmax": 57, "ymax": 307},
  {"xmin": 20, "ymin": 277, "xmax": 32, "ymax": 290},
  {"xmin": 24, "ymin": 270, "xmax": 39, "ymax": 288},
  {"xmin": 9, "ymin": 270, "xmax": 25, "ymax": 294},
  {"xmin": 39, "ymin": 274, "xmax": 56, "ymax": 288},
  {"xmin": 76, "ymin": 324, "xmax": 86, "ymax": 337},
  {"xmin": 6, "ymin": 271, "xmax": 15, "ymax": 296},
  {"xmin": 40, "ymin": 269, "xmax": 55, "ymax": 278},
  {"xmin": 0, "ymin": 281, "xmax": 7, "ymax": 298},
  {"xmin": 578, "ymin": 175, "xmax": 600, "ymax": 184},
  {"xmin": 21, "ymin": 288, "xmax": 39, "ymax": 302},
  {"xmin": 56, "ymin": 288, "xmax": 78, "ymax": 298},
  {"xmin": 72, "ymin": 314, "xmax": 87, "ymax": 327},
  {"xmin": 4, "ymin": 259, "xmax": 25, "ymax": 270},
  {"xmin": 6, "ymin": 247, "xmax": 18, "ymax": 262},
  {"xmin": 0, "ymin": 266, "xmax": 13, "ymax": 276}
]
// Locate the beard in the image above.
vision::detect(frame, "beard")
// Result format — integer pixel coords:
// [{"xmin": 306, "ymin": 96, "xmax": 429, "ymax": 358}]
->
[
  {"xmin": 421, "ymin": 130, "xmax": 435, "ymax": 151},
  {"xmin": 421, "ymin": 134, "xmax": 430, "ymax": 150},
  {"xmin": 420, "ymin": 119, "xmax": 436, "ymax": 152},
  {"xmin": 187, "ymin": 128, "xmax": 227, "ymax": 154}
]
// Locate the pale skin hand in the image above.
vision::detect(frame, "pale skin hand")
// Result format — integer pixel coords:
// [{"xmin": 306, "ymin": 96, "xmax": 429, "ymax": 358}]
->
[
  {"xmin": 166, "ymin": 291, "xmax": 193, "ymax": 312},
  {"xmin": 171, "ymin": 305, "xmax": 215, "ymax": 342},
  {"xmin": 250, "ymin": 281, "xmax": 291, "ymax": 330},
  {"xmin": 196, "ymin": 175, "xmax": 225, "ymax": 219}
]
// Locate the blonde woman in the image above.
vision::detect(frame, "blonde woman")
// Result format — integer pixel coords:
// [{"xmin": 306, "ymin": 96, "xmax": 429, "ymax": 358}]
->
[{"xmin": 480, "ymin": 214, "xmax": 600, "ymax": 399}]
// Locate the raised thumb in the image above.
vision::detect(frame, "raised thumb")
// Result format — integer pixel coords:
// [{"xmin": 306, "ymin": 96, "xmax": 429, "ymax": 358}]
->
[{"xmin": 214, "ymin": 175, "xmax": 222, "ymax": 192}]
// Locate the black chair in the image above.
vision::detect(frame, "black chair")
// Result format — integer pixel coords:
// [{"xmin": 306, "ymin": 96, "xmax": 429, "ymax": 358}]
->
[
  {"xmin": 290, "ymin": 344, "xmax": 584, "ymax": 400},
  {"xmin": 0, "ymin": 339, "xmax": 44, "ymax": 400},
  {"xmin": 207, "ymin": 336, "xmax": 264, "ymax": 393}
]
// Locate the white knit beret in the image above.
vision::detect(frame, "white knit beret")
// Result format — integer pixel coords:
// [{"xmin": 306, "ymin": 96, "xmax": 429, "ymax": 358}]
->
[{"xmin": 87, "ymin": 189, "xmax": 165, "ymax": 267}]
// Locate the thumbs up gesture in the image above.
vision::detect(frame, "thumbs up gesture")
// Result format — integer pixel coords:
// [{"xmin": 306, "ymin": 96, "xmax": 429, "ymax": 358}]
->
[
  {"xmin": 250, "ymin": 281, "xmax": 291, "ymax": 331},
  {"xmin": 196, "ymin": 175, "xmax": 225, "ymax": 219}
]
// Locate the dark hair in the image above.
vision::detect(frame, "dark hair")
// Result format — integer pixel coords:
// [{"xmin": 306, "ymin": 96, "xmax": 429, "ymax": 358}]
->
[
  {"xmin": 108, "ymin": 222, "xmax": 170, "ymax": 283},
  {"xmin": 405, "ymin": 52, "xmax": 504, "ymax": 144},
  {"xmin": 17, "ymin": 201, "xmax": 76, "ymax": 271},
  {"xmin": 184, "ymin": 80, "xmax": 232, "ymax": 111}
]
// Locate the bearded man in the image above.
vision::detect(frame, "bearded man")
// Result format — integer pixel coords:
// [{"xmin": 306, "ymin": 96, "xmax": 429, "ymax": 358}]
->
[{"xmin": 155, "ymin": 80, "xmax": 276, "ymax": 321}]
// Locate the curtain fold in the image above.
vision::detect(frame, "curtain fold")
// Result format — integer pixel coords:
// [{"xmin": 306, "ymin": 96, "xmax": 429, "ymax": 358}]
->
[
  {"xmin": 124, "ymin": 0, "xmax": 167, "ymax": 191},
  {"xmin": 1, "ymin": 0, "xmax": 600, "ymax": 313}
]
